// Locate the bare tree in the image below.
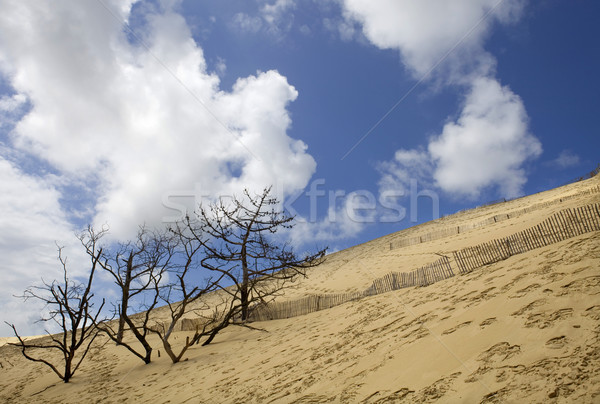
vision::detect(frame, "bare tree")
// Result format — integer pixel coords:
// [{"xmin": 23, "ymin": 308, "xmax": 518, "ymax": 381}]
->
[
  {"xmin": 6, "ymin": 242, "xmax": 105, "ymax": 383},
  {"xmin": 87, "ymin": 226, "xmax": 176, "ymax": 364},
  {"xmin": 147, "ymin": 225, "xmax": 222, "ymax": 363},
  {"xmin": 184, "ymin": 186, "xmax": 327, "ymax": 324}
]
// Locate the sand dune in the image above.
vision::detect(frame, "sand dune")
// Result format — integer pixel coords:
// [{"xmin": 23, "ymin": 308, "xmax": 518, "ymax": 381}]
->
[{"xmin": 1, "ymin": 175, "xmax": 599, "ymax": 403}]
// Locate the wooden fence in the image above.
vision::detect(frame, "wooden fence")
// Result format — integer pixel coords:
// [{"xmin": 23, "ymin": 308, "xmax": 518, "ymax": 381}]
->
[
  {"xmin": 170, "ymin": 203, "xmax": 599, "ymax": 328},
  {"xmin": 453, "ymin": 203, "xmax": 600, "ymax": 273},
  {"xmin": 247, "ymin": 256, "xmax": 453, "ymax": 321},
  {"xmin": 564, "ymin": 163, "xmax": 600, "ymax": 185},
  {"xmin": 249, "ymin": 203, "xmax": 600, "ymax": 322},
  {"xmin": 390, "ymin": 185, "xmax": 600, "ymax": 250}
]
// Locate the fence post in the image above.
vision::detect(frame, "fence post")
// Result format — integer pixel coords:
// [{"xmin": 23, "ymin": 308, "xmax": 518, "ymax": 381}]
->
[
  {"xmin": 587, "ymin": 204, "xmax": 600, "ymax": 230},
  {"xmin": 559, "ymin": 210, "xmax": 575, "ymax": 238},
  {"xmin": 577, "ymin": 207, "xmax": 590, "ymax": 233},
  {"xmin": 548, "ymin": 214, "xmax": 563, "ymax": 243}
]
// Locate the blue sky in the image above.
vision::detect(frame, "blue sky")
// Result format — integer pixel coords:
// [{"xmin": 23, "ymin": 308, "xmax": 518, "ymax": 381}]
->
[{"xmin": 0, "ymin": 0, "xmax": 598, "ymax": 335}]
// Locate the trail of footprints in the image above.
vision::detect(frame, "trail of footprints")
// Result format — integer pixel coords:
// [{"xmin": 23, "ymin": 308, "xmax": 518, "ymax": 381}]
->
[{"xmin": 2, "ymin": 228, "xmax": 599, "ymax": 403}]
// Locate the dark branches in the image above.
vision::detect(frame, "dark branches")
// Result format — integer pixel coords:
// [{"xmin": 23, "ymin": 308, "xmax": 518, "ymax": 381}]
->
[
  {"xmin": 7, "ymin": 243, "xmax": 105, "ymax": 383},
  {"xmin": 91, "ymin": 225, "xmax": 177, "ymax": 364},
  {"xmin": 180, "ymin": 186, "xmax": 327, "ymax": 327}
]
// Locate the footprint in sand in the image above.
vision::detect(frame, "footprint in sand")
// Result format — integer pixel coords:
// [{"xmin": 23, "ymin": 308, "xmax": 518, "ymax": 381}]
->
[
  {"xmin": 542, "ymin": 272, "xmax": 567, "ymax": 282},
  {"xmin": 535, "ymin": 264, "xmax": 557, "ymax": 276},
  {"xmin": 364, "ymin": 387, "xmax": 414, "ymax": 403},
  {"xmin": 415, "ymin": 372, "xmax": 462, "ymax": 402},
  {"xmin": 524, "ymin": 308, "xmax": 574, "ymax": 329},
  {"xmin": 478, "ymin": 342, "xmax": 521, "ymax": 363},
  {"xmin": 511, "ymin": 299, "xmax": 547, "ymax": 316},
  {"xmin": 479, "ymin": 317, "xmax": 497, "ymax": 328},
  {"xmin": 545, "ymin": 336, "xmax": 568, "ymax": 349},
  {"xmin": 465, "ymin": 342, "xmax": 521, "ymax": 383},
  {"xmin": 583, "ymin": 305, "xmax": 600, "ymax": 321},
  {"xmin": 559, "ymin": 276, "xmax": 600, "ymax": 296},
  {"xmin": 451, "ymin": 290, "xmax": 477, "ymax": 304},
  {"xmin": 441, "ymin": 321, "xmax": 472, "ymax": 335},
  {"xmin": 509, "ymin": 283, "xmax": 541, "ymax": 299},
  {"xmin": 500, "ymin": 273, "xmax": 529, "ymax": 293},
  {"xmin": 465, "ymin": 287, "xmax": 497, "ymax": 307},
  {"xmin": 542, "ymin": 288, "xmax": 553, "ymax": 294}
]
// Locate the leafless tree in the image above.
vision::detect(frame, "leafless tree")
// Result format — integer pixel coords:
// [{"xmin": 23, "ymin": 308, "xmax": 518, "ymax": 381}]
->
[
  {"xmin": 147, "ymin": 225, "xmax": 223, "ymax": 363},
  {"xmin": 86, "ymin": 226, "xmax": 177, "ymax": 364},
  {"xmin": 183, "ymin": 186, "xmax": 327, "ymax": 324},
  {"xmin": 6, "ymin": 242, "xmax": 105, "ymax": 383}
]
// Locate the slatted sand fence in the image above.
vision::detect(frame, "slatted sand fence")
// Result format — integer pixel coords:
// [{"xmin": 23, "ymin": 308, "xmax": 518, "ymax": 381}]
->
[
  {"xmin": 390, "ymin": 184, "xmax": 600, "ymax": 251},
  {"xmin": 248, "ymin": 256, "xmax": 453, "ymax": 321},
  {"xmin": 250, "ymin": 203, "xmax": 598, "ymax": 322},
  {"xmin": 249, "ymin": 292, "xmax": 365, "ymax": 322},
  {"xmin": 179, "ymin": 203, "xmax": 598, "ymax": 325},
  {"xmin": 453, "ymin": 203, "xmax": 600, "ymax": 274}
]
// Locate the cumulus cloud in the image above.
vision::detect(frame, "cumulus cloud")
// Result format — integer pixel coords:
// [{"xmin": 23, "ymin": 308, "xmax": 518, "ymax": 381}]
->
[
  {"xmin": 342, "ymin": 0, "xmax": 540, "ymax": 199},
  {"xmin": 341, "ymin": 0, "xmax": 524, "ymax": 80},
  {"xmin": 0, "ymin": 0, "xmax": 316, "ymax": 240},
  {"xmin": 0, "ymin": 156, "xmax": 85, "ymax": 336},
  {"xmin": 0, "ymin": 0, "xmax": 318, "ymax": 335},
  {"xmin": 379, "ymin": 78, "xmax": 540, "ymax": 199},
  {"xmin": 428, "ymin": 77, "xmax": 541, "ymax": 198}
]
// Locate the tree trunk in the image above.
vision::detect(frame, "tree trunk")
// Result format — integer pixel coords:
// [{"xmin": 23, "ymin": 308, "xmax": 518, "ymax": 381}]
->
[
  {"xmin": 241, "ymin": 246, "xmax": 250, "ymax": 321},
  {"xmin": 117, "ymin": 256, "xmax": 133, "ymax": 343},
  {"xmin": 241, "ymin": 286, "xmax": 249, "ymax": 321},
  {"xmin": 116, "ymin": 303, "xmax": 126, "ymax": 343},
  {"xmin": 64, "ymin": 355, "xmax": 73, "ymax": 383},
  {"xmin": 163, "ymin": 340, "xmax": 178, "ymax": 363},
  {"xmin": 124, "ymin": 315, "xmax": 152, "ymax": 364}
]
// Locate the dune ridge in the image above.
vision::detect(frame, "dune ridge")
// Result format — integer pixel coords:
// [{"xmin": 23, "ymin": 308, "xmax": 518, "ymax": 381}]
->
[
  {"xmin": 1, "ymin": 175, "xmax": 599, "ymax": 403},
  {"xmin": 229, "ymin": 202, "xmax": 599, "ymax": 324}
]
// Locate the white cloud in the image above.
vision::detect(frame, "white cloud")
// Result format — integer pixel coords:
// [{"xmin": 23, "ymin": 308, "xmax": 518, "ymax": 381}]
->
[
  {"xmin": 553, "ymin": 150, "xmax": 580, "ymax": 169},
  {"xmin": 428, "ymin": 77, "xmax": 541, "ymax": 198},
  {"xmin": 0, "ymin": 0, "xmax": 319, "ymax": 336},
  {"xmin": 288, "ymin": 193, "xmax": 372, "ymax": 245},
  {"xmin": 341, "ymin": 0, "xmax": 524, "ymax": 80},
  {"xmin": 299, "ymin": 24, "xmax": 311, "ymax": 36},
  {"xmin": 232, "ymin": 12, "xmax": 263, "ymax": 33},
  {"xmin": 342, "ymin": 0, "xmax": 540, "ymax": 199},
  {"xmin": 261, "ymin": 0, "xmax": 295, "ymax": 34},
  {"xmin": 0, "ymin": 1, "xmax": 317, "ymax": 241},
  {"xmin": 232, "ymin": 0, "xmax": 296, "ymax": 36},
  {"xmin": 378, "ymin": 149, "xmax": 433, "ymax": 193},
  {"xmin": 0, "ymin": 156, "xmax": 86, "ymax": 336},
  {"xmin": 213, "ymin": 56, "xmax": 227, "ymax": 77},
  {"xmin": 0, "ymin": 93, "xmax": 26, "ymax": 113},
  {"xmin": 378, "ymin": 78, "xmax": 541, "ymax": 199},
  {"xmin": 323, "ymin": 16, "xmax": 359, "ymax": 42},
  {"xmin": 0, "ymin": 93, "xmax": 28, "ymax": 129}
]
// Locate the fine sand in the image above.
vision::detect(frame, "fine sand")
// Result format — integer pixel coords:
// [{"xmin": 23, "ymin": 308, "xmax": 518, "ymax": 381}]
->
[{"xmin": 1, "ymin": 175, "xmax": 599, "ymax": 403}]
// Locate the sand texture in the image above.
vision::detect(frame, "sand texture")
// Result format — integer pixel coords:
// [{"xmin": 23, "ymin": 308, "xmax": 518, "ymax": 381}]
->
[{"xmin": 1, "ymin": 175, "xmax": 599, "ymax": 403}]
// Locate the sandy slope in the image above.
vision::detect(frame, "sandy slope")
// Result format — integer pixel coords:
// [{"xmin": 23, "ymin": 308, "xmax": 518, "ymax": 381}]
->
[{"xmin": 1, "ymin": 176, "xmax": 599, "ymax": 403}]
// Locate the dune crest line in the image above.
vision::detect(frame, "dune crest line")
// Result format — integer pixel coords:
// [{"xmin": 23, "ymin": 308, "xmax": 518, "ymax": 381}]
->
[{"xmin": 230, "ymin": 202, "xmax": 599, "ymax": 324}]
